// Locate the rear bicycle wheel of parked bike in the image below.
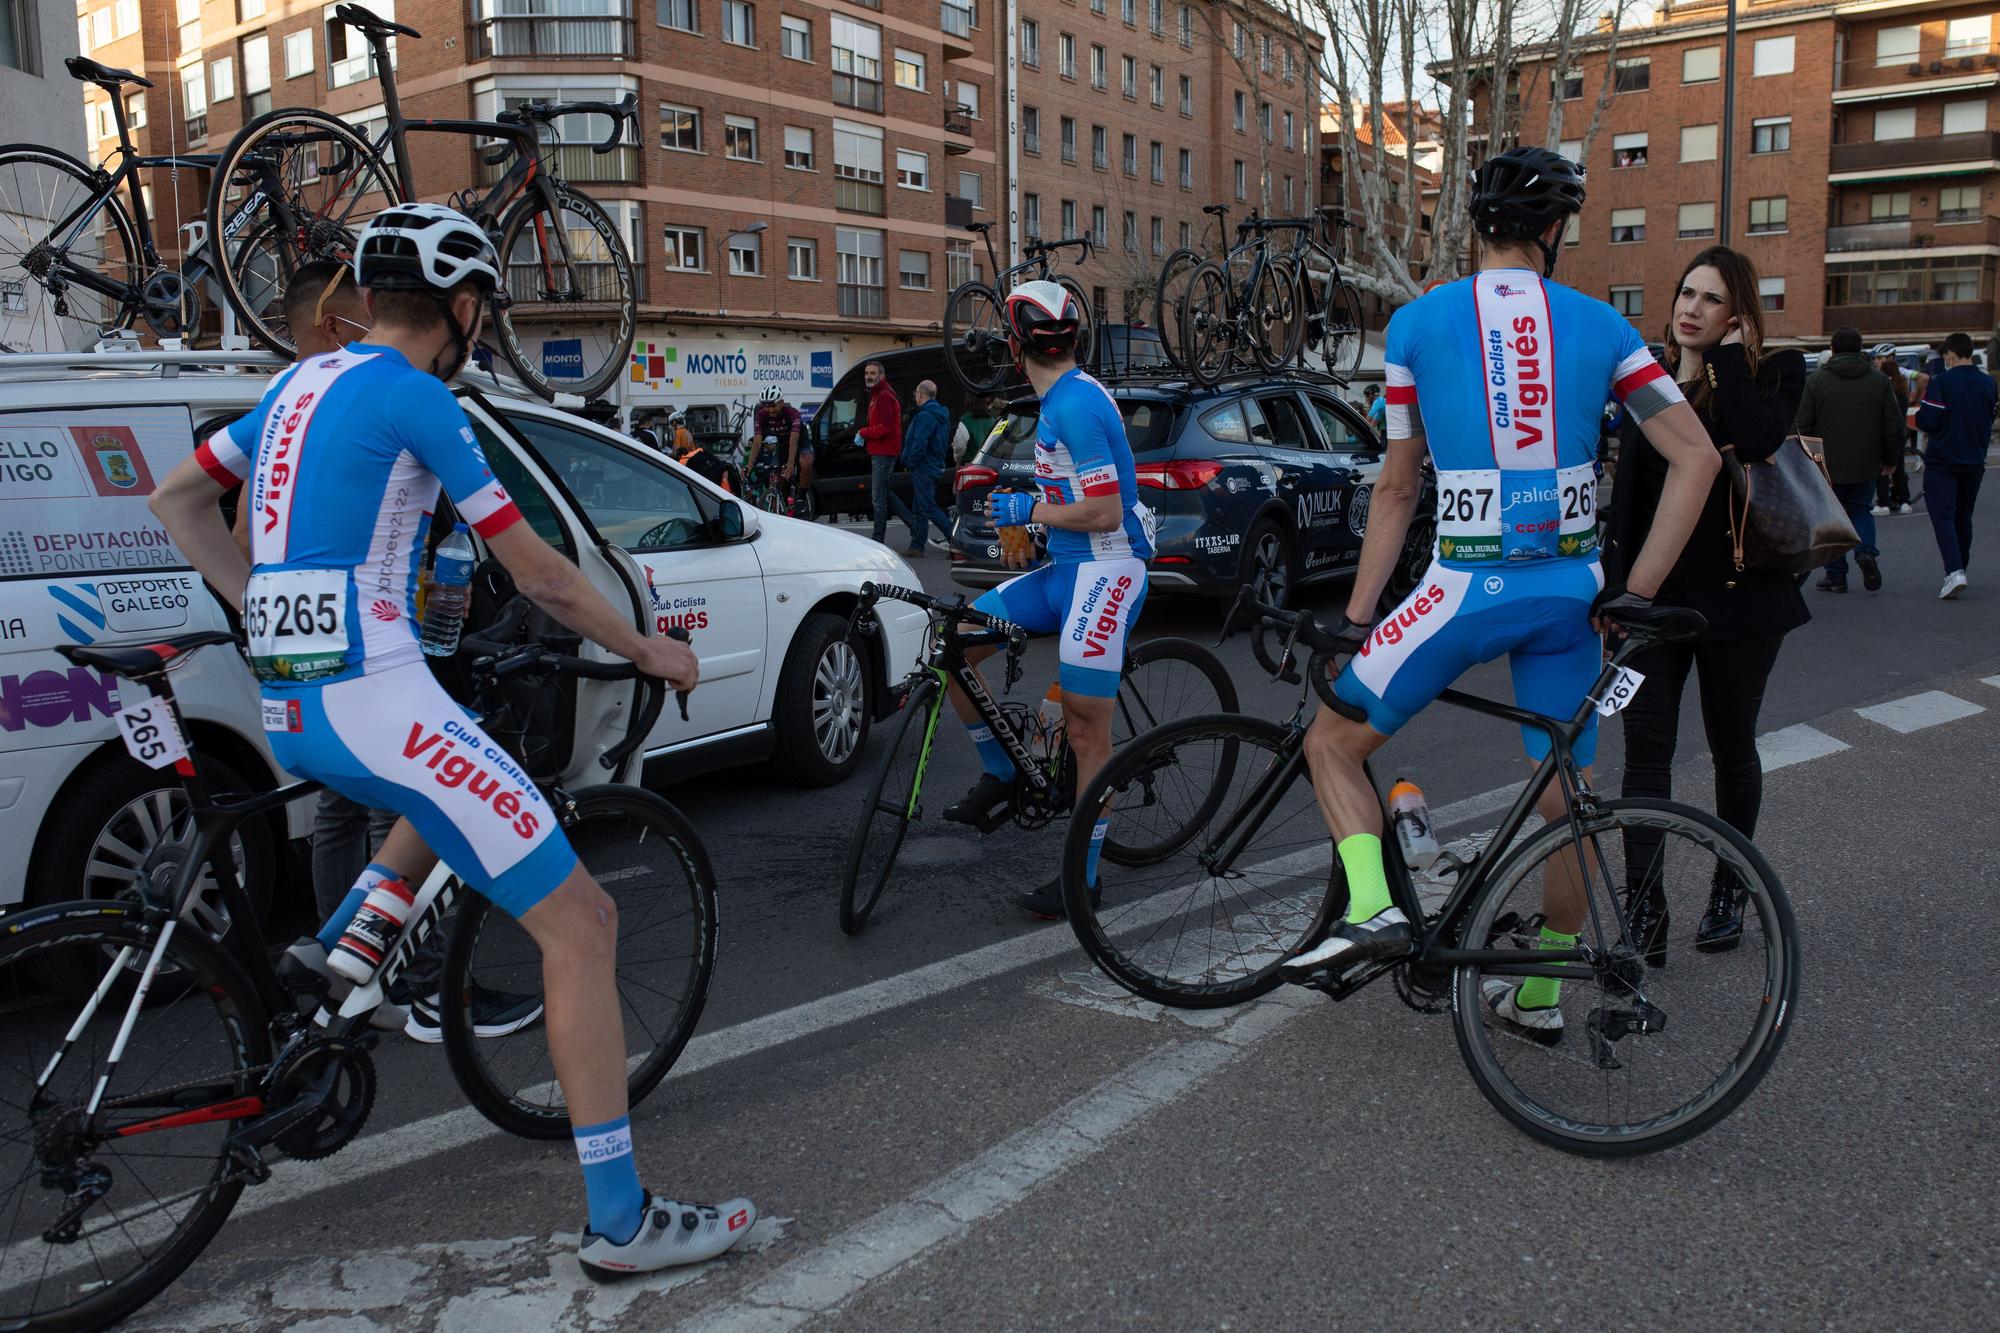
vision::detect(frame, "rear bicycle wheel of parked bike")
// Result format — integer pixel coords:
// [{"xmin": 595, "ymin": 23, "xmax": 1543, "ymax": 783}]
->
[
  {"xmin": 0, "ymin": 145, "xmax": 142, "ymax": 353},
  {"xmin": 1103, "ymin": 639, "xmax": 1241, "ymax": 864},
  {"xmin": 0, "ymin": 902, "xmax": 272, "ymax": 1332},
  {"xmin": 489, "ymin": 182, "xmax": 637, "ymax": 400},
  {"xmin": 440, "ymin": 786, "xmax": 719, "ymax": 1140},
  {"xmin": 1453, "ymin": 797, "xmax": 1800, "ymax": 1157},
  {"xmin": 1152, "ymin": 247, "xmax": 1204, "ymax": 374},
  {"xmin": 1179, "ymin": 261, "xmax": 1238, "ymax": 387}
]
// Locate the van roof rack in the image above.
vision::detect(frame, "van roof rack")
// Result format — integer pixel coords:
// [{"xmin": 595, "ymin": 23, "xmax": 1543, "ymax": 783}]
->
[{"xmin": 1090, "ymin": 363, "xmax": 1358, "ymax": 394}]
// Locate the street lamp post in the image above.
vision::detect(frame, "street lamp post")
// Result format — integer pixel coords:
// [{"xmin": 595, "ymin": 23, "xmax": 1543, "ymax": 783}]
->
[{"xmin": 1720, "ymin": 0, "xmax": 1738, "ymax": 245}]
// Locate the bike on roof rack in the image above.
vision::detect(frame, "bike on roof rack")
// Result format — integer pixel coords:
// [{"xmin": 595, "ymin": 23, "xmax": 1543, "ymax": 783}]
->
[{"xmin": 943, "ymin": 221, "xmax": 1095, "ymax": 396}]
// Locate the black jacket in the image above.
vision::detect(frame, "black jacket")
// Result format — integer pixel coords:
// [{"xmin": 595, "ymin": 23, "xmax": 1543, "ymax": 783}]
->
[
  {"xmin": 1914, "ymin": 362, "xmax": 1999, "ymax": 467},
  {"xmin": 1794, "ymin": 352, "xmax": 1903, "ymax": 485},
  {"xmin": 1607, "ymin": 342, "xmax": 1811, "ymax": 644}
]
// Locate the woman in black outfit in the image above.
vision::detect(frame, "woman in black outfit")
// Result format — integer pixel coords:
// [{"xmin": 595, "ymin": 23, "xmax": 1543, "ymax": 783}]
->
[{"xmin": 1606, "ymin": 246, "xmax": 1810, "ymax": 953}]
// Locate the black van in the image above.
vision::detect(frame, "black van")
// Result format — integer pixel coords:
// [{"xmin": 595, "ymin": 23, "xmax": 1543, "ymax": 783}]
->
[{"xmin": 808, "ymin": 325, "xmax": 1167, "ymax": 522}]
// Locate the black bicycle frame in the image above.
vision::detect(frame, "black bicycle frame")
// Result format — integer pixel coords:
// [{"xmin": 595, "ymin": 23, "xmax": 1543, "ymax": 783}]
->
[{"xmin": 936, "ymin": 620, "xmax": 1051, "ymax": 795}]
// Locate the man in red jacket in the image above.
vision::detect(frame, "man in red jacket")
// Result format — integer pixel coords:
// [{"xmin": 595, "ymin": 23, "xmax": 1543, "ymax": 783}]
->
[{"xmin": 859, "ymin": 360, "xmax": 919, "ymax": 550}]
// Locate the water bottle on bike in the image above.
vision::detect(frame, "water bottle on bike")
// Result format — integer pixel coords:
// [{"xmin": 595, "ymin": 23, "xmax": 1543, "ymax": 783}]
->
[
  {"xmin": 420, "ymin": 523, "xmax": 475, "ymax": 657},
  {"xmin": 1388, "ymin": 778, "xmax": 1440, "ymax": 871}
]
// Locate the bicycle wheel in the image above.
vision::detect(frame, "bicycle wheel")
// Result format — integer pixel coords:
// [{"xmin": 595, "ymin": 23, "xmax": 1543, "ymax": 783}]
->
[
  {"xmin": 492, "ymin": 182, "xmax": 637, "ymax": 400},
  {"xmin": 1452, "ymin": 797, "xmax": 1800, "ymax": 1157},
  {"xmin": 1057, "ymin": 275, "xmax": 1095, "ymax": 371},
  {"xmin": 944, "ymin": 281, "xmax": 1010, "ymax": 395},
  {"xmin": 205, "ymin": 107, "xmax": 404, "ymax": 356},
  {"xmin": 1101, "ymin": 639, "xmax": 1241, "ymax": 865},
  {"xmin": 1063, "ymin": 714, "xmax": 1344, "ymax": 1007},
  {"xmin": 1179, "ymin": 260, "xmax": 1236, "ymax": 387},
  {"xmin": 1319, "ymin": 279, "xmax": 1366, "ymax": 380},
  {"xmin": 0, "ymin": 902, "xmax": 271, "ymax": 1332},
  {"xmin": 839, "ymin": 674, "xmax": 944, "ymax": 934},
  {"xmin": 1151, "ymin": 248, "xmax": 1204, "ymax": 374},
  {"xmin": 1248, "ymin": 256, "xmax": 1306, "ymax": 372},
  {"xmin": 0, "ymin": 145, "xmax": 140, "ymax": 353},
  {"xmin": 440, "ymin": 786, "xmax": 718, "ymax": 1140}
]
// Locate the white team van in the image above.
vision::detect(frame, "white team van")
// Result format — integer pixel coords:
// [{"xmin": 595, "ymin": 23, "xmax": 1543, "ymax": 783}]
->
[{"xmin": 0, "ymin": 348, "xmax": 927, "ymax": 930}]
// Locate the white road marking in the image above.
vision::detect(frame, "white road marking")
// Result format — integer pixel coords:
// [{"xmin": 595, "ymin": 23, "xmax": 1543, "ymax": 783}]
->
[
  {"xmin": 1855, "ymin": 690, "xmax": 1986, "ymax": 734},
  {"xmin": 1982, "ymin": 675, "xmax": 2000, "ymax": 691},
  {"xmin": 668, "ymin": 990, "xmax": 1314, "ymax": 1333},
  {"xmin": 1757, "ymin": 724, "xmax": 1851, "ymax": 772}
]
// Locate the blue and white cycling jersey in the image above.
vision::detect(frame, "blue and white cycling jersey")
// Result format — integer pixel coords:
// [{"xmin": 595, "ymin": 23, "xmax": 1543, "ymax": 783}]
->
[
  {"xmin": 1030, "ymin": 368, "xmax": 1155, "ymax": 564},
  {"xmin": 196, "ymin": 344, "xmax": 523, "ymax": 684},
  {"xmin": 1382, "ymin": 269, "xmax": 1681, "ymax": 566}
]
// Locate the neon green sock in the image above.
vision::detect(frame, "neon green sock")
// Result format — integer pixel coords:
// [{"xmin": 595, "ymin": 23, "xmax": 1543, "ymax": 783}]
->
[
  {"xmin": 1517, "ymin": 926, "xmax": 1577, "ymax": 1010},
  {"xmin": 1337, "ymin": 833, "xmax": 1393, "ymax": 922}
]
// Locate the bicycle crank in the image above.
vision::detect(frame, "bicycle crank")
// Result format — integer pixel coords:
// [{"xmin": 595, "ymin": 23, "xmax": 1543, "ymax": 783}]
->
[
  {"xmin": 140, "ymin": 270, "xmax": 203, "ymax": 337},
  {"xmin": 264, "ymin": 1036, "xmax": 377, "ymax": 1161}
]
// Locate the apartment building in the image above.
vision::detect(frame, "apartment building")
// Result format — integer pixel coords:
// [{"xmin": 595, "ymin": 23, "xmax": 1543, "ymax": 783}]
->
[
  {"xmin": 1008, "ymin": 0, "xmax": 1319, "ymax": 328},
  {"xmin": 1318, "ymin": 99, "xmax": 1438, "ymax": 331},
  {"xmin": 4, "ymin": 0, "xmax": 85, "ymax": 159}
]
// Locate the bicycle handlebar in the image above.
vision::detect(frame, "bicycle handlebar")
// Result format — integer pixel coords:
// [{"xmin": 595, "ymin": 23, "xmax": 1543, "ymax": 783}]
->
[
  {"xmin": 495, "ymin": 93, "xmax": 638, "ymax": 155},
  {"xmin": 1220, "ymin": 585, "xmax": 1358, "ymax": 717},
  {"xmin": 1026, "ymin": 234, "xmax": 1092, "ymax": 264}
]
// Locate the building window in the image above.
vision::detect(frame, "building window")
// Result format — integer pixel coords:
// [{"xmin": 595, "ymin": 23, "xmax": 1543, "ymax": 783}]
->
[
  {"xmin": 958, "ymin": 169, "xmax": 981, "ymax": 208},
  {"xmin": 1677, "ymin": 201, "xmax": 1716, "ymax": 239},
  {"xmin": 658, "ymin": 0, "xmax": 697, "ymax": 32},
  {"xmin": 1947, "ymin": 15, "xmax": 1990, "ymax": 58},
  {"xmin": 1233, "ymin": 91, "xmax": 1245, "ymax": 132},
  {"xmin": 1871, "ymin": 190, "xmax": 1911, "ymax": 221},
  {"xmin": 236, "ymin": 0, "xmax": 262, "ymax": 22},
  {"xmin": 1120, "ymin": 0, "xmax": 1134, "ymax": 24},
  {"xmin": 1149, "ymin": 0, "xmax": 1161, "ymax": 35},
  {"xmin": 211, "ymin": 56, "xmax": 235, "ymax": 101},
  {"xmin": 1758, "ymin": 276, "xmax": 1785, "ymax": 312},
  {"xmin": 722, "ymin": 0, "xmax": 753, "ymax": 46},
  {"xmin": 725, "ymin": 114, "xmax": 758, "ymax": 160},
  {"xmin": 125, "ymin": 91, "xmax": 147, "ymax": 128},
  {"xmin": 1876, "ymin": 25, "xmax": 1918, "ymax": 67},
  {"xmin": 1150, "ymin": 140, "xmax": 1163, "ymax": 182},
  {"xmin": 663, "ymin": 224, "xmax": 705, "ymax": 270},
  {"xmin": 659, "ymin": 102, "xmax": 701, "ymax": 151},
  {"xmin": 1021, "ymin": 19, "xmax": 1039, "ymax": 66},
  {"xmin": 1023, "ymin": 105, "xmax": 1041, "ymax": 154},
  {"xmin": 1091, "ymin": 205, "xmax": 1106, "ymax": 246},
  {"xmin": 782, "ymin": 14, "xmax": 810, "ymax": 60},
  {"xmin": 1178, "ymin": 146, "xmax": 1192, "ymax": 189},
  {"xmin": 1123, "ymin": 210, "xmax": 1138, "ymax": 252},
  {"xmin": 1944, "ymin": 99, "xmax": 1987, "ymax": 135},
  {"xmin": 1752, "ymin": 116, "xmax": 1790, "ymax": 153},
  {"xmin": 1024, "ymin": 192, "xmax": 1041, "ymax": 238},
  {"xmin": 1233, "ymin": 159, "xmax": 1246, "ymax": 200},
  {"xmin": 1559, "ymin": 137, "xmax": 1582, "ymax": 164},
  {"xmin": 836, "ymin": 226, "xmax": 885, "ymax": 317},
  {"xmin": 1259, "ymin": 101, "xmax": 1272, "ymax": 142},
  {"xmin": 1874, "ymin": 106, "xmax": 1915, "ymax": 141},
  {"xmin": 784, "ymin": 124, "xmax": 814, "ymax": 169},
  {"xmin": 1091, "ymin": 43, "xmax": 1106, "ymax": 89},
  {"xmin": 1933, "ymin": 266, "xmax": 1980, "ymax": 300},
  {"xmin": 729, "ymin": 231, "xmax": 762, "ymax": 275},
  {"xmin": 1150, "ymin": 65, "xmax": 1164, "ymax": 106},
  {"xmin": 1284, "ymin": 176, "xmax": 1294, "ymax": 211},
  {"xmin": 1612, "ymin": 131, "xmax": 1648, "ymax": 168},
  {"xmin": 1179, "ymin": 75, "xmax": 1192, "ymax": 115},
  {"xmin": 834, "ymin": 120, "xmax": 885, "ymax": 213},
  {"xmin": 1940, "ymin": 185, "xmax": 1980, "ymax": 223},
  {"xmin": 1610, "ymin": 207, "xmax": 1644, "ymax": 243},
  {"xmin": 1682, "ymin": 45, "xmax": 1718, "ymax": 83},
  {"xmin": 1751, "ymin": 35, "xmax": 1793, "ymax": 76},
  {"xmin": 894, "ymin": 47, "xmax": 925, "ymax": 90},
  {"xmin": 1061, "ymin": 198, "xmax": 1076, "ymax": 235},
  {"xmin": 946, "ymin": 238, "xmax": 974, "ymax": 288},
  {"xmin": 1614, "ymin": 57, "xmax": 1649, "ymax": 93},
  {"xmin": 957, "ymin": 81, "xmax": 979, "ymax": 117},
  {"xmin": 899, "ymin": 248, "xmax": 930, "ymax": 289},
  {"xmin": 1232, "ymin": 21, "xmax": 1244, "ymax": 57},
  {"xmin": 1150, "ymin": 215, "xmax": 1164, "ymax": 255},
  {"xmin": 1059, "ymin": 32, "xmax": 1075, "ymax": 78},
  {"xmin": 832, "ymin": 15, "xmax": 883, "ymax": 112},
  {"xmin": 1179, "ymin": 220, "xmax": 1191, "ymax": 247},
  {"xmin": 181, "ymin": 65, "xmax": 208, "ymax": 140},
  {"xmin": 1060, "ymin": 115, "xmax": 1076, "ymax": 162},
  {"xmin": 1179, "ymin": 4, "xmax": 1191, "ymax": 46},
  {"xmin": 241, "ymin": 34, "xmax": 272, "ymax": 116},
  {"xmin": 1090, "ymin": 0, "xmax": 1103, "ymax": 16},
  {"xmin": 1092, "ymin": 123, "xmax": 1107, "ymax": 169},
  {"xmin": 1748, "ymin": 196, "xmax": 1787, "ymax": 234},
  {"xmin": 1261, "ymin": 32, "xmax": 1273, "ymax": 72},
  {"xmin": 1551, "ymin": 68, "xmax": 1583, "ymax": 100},
  {"xmin": 1610, "ymin": 285, "xmax": 1643, "ymax": 316},
  {"xmin": 1563, "ymin": 213, "xmax": 1580, "ymax": 247},
  {"xmin": 1679, "ymin": 124, "xmax": 1716, "ymax": 163},
  {"xmin": 1283, "ymin": 110, "xmax": 1294, "ymax": 150},
  {"xmin": 285, "ymin": 29, "xmax": 314, "ymax": 78},
  {"xmin": 788, "ymin": 237, "xmax": 817, "ymax": 279},
  {"xmin": 327, "ymin": 0, "xmax": 395, "ymax": 89},
  {"xmin": 1121, "ymin": 132, "xmax": 1137, "ymax": 175},
  {"xmin": 1120, "ymin": 54, "xmax": 1136, "ymax": 97}
]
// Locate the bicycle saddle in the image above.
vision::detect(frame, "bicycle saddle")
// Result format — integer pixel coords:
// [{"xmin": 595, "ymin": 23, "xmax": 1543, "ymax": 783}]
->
[
  {"xmin": 66, "ymin": 56, "xmax": 153, "ymax": 88},
  {"xmin": 333, "ymin": 3, "xmax": 421, "ymax": 38},
  {"xmin": 962, "ymin": 220, "xmax": 994, "ymax": 234},
  {"xmin": 1202, "ymin": 204, "xmax": 1231, "ymax": 217},
  {"xmin": 56, "ymin": 632, "xmax": 237, "ymax": 679},
  {"xmin": 1606, "ymin": 602, "xmax": 1707, "ymax": 644}
]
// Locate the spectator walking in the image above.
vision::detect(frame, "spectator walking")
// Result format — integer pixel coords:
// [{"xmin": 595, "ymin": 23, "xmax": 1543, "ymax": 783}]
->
[
  {"xmin": 1796, "ymin": 327, "xmax": 1902, "ymax": 592},
  {"xmin": 899, "ymin": 380, "xmax": 956, "ymax": 555},
  {"xmin": 858, "ymin": 360, "xmax": 919, "ymax": 548},
  {"xmin": 1913, "ymin": 331, "xmax": 1998, "ymax": 599},
  {"xmin": 1871, "ymin": 346, "xmax": 1916, "ymax": 515},
  {"xmin": 1605, "ymin": 246, "xmax": 1809, "ymax": 954},
  {"xmin": 953, "ymin": 395, "xmax": 999, "ymax": 467}
]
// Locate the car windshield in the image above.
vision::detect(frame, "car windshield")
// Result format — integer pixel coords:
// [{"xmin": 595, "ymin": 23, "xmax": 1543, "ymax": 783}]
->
[{"xmin": 976, "ymin": 399, "xmax": 1175, "ymax": 463}]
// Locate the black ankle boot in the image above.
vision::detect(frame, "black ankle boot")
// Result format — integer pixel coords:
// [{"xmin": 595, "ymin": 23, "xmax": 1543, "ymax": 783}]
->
[
  {"xmin": 1695, "ymin": 870, "xmax": 1744, "ymax": 952},
  {"xmin": 1624, "ymin": 888, "xmax": 1669, "ymax": 968}
]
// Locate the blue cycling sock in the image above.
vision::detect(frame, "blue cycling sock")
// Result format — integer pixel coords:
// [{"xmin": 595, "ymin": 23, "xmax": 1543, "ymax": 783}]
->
[
  {"xmin": 965, "ymin": 721, "xmax": 1016, "ymax": 778},
  {"xmin": 315, "ymin": 862, "xmax": 397, "ymax": 953},
  {"xmin": 1084, "ymin": 818, "xmax": 1110, "ymax": 888},
  {"xmin": 574, "ymin": 1115, "xmax": 645, "ymax": 1244}
]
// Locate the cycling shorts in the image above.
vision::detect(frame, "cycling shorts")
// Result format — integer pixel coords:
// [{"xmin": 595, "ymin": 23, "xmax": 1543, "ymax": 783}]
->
[
  {"xmin": 1334, "ymin": 559, "xmax": 1606, "ymax": 766},
  {"xmin": 973, "ymin": 558, "xmax": 1147, "ymax": 698},
  {"xmin": 263, "ymin": 661, "xmax": 576, "ymax": 918}
]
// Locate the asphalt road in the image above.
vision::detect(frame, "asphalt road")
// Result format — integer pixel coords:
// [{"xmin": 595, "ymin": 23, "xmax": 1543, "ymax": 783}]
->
[{"xmin": 107, "ymin": 499, "xmax": 2000, "ymax": 1331}]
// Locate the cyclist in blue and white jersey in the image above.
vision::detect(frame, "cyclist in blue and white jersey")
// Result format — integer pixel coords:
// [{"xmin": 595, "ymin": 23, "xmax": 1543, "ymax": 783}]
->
[
  {"xmin": 148, "ymin": 204, "xmax": 755, "ymax": 1276},
  {"xmin": 940, "ymin": 280, "xmax": 1156, "ymax": 919},
  {"xmin": 1282, "ymin": 147, "xmax": 1723, "ymax": 1042}
]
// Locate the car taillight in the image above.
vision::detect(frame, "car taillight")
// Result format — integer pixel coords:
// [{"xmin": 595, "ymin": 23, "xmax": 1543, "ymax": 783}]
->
[
  {"xmin": 955, "ymin": 464, "xmax": 999, "ymax": 494},
  {"xmin": 1135, "ymin": 460, "xmax": 1224, "ymax": 490}
]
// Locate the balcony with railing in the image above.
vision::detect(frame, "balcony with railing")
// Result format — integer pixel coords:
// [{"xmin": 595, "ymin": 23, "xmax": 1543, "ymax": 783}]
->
[
  {"xmin": 941, "ymin": 1, "xmax": 974, "ymax": 57},
  {"xmin": 478, "ymin": 141, "xmax": 640, "ymax": 186},
  {"xmin": 476, "ymin": 3, "xmax": 635, "ymax": 59},
  {"xmin": 1836, "ymin": 41, "xmax": 2000, "ymax": 95},
  {"xmin": 838, "ymin": 283, "xmax": 886, "ymax": 318},
  {"xmin": 1822, "ymin": 300, "xmax": 1993, "ymax": 335},
  {"xmin": 1828, "ymin": 130, "xmax": 2000, "ymax": 175},
  {"xmin": 945, "ymin": 194, "xmax": 973, "ymax": 227},
  {"xmin": 1826, "ymin": 215, "xmax": 2000, "ymax": 253}
]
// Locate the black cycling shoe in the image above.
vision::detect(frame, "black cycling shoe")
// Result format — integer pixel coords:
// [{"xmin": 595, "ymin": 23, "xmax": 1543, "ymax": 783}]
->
[
  {"xmin": 1282, "ymin": 908, "xmax": 1413, "ymax": 974},
  {"xmin": 1694, "ymin": 872, "xmax": 1744, "ymax": 952},
  {"xmin": 943, "ymin": 771, "xmax": 1015, "ymax": 828},
  {"xmin": 1013, "ymin": 875, "xmax": 1098, "ymax": 920}
]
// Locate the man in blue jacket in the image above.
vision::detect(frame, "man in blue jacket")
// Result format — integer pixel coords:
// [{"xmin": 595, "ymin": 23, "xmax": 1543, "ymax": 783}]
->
[
  {"xmin": 898, "ymin": 379, "xmax": 956, "ymax": 555},
  {"xmin": 1914, "ymin": 331, "xmax": 1997, "ymax": 600}
]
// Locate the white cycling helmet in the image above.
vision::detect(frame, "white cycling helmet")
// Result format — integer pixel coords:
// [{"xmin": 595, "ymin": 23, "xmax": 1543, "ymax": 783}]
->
[
  {"xmin": 353, "ymin": 203, "xmax": 502, "ymax": 294},
  {"xmin": 1870, "ymin": 343, "xmax": 1898, "ymax": 358},
  {"xmin": 760, "ymin": 385, "xmax": 783, "ymax": 403}
]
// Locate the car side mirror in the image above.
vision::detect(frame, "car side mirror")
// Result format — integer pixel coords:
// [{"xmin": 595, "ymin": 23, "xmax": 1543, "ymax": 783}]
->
[{"xmin": 717, "ymin": 500, "xmax": 745, "ymax": 540}]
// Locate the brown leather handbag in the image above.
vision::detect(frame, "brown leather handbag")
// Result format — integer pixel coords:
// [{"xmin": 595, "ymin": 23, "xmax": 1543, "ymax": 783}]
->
[{"xmin": 1719, "ymin": 434, "xmax": 1859, "ymax": 575}]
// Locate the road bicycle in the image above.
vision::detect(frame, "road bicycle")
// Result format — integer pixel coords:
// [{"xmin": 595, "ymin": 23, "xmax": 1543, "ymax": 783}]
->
[
  {"xmin": 0, "ymin": 57, "xmax": 279, "ymax": 353},
  {"xmin": 942, "ymin": 222, "xmax": 1095, "ymax": 396},
  {"xmin": 1283, "ymin": 211, "xmax": 1367, "ymax": 381},
  {"xmin": 202, "ymin": 3, "xmax": 638, "ymax": 399},
  {"xmin": 1177, "ymin": 212, "xmax": 1367, "ymax": 387},
  {"xmin": 836, "ymin": 581, "xmax": 1239, "ymax": 933},
  {"xmin": 1060, "ymin": 586, "xmax": 1800, "ymax": 1156},
  {"xmin": 1151, "ymin": 203, "xmax": 1233, "ymax": 377},
  {"xmin": 0, "ymin": 614, "xmax": 716, "ymax": 1330}
]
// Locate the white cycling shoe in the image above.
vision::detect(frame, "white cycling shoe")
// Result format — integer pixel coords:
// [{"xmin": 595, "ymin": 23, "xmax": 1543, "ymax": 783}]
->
[
  {"xmin": 578, "ymin": 1194, "xmax": 757, "ymax": 1280},
  {"xmin": 1481, "ymin": 978, "xmax": 1564, "ymax": 1046}
]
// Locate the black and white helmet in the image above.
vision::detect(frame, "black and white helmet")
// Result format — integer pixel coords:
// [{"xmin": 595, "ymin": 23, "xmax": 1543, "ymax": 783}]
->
[
  {"xmin": 353, "ymin": 203, "xmax": 502, "ymax": 294},
  {"xmin": 760, "ymin": 385, "xmax": 783, "ymax": 403},
  {"xmin": 1870, "ymin": 342, "xmax": 1898, "ymax": 358}
]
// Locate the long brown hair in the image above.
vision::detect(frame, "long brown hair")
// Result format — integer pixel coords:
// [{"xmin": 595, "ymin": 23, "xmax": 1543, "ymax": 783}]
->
[{"xmin": 1662, "ymin": 245, "xmax": 1764, "ymax": 411}]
